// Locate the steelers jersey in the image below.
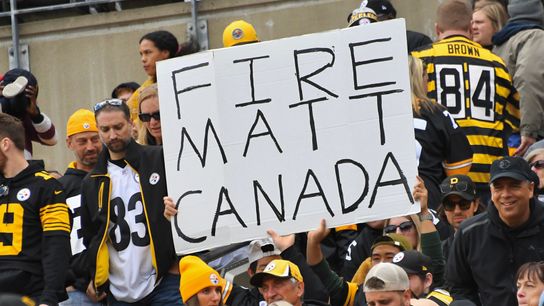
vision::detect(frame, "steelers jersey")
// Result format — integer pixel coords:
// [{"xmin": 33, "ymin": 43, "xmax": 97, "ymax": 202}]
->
[
  {"xmin": 412, "ymin": 36, "xmax": 520, "ymax": 192},
  {"xmin": 0, "ymin": 162, "xmax": 71, "ymax": 298},
  {"xmin": 414, "ymin": 102, "xmax": 473, "ymax": 209}
]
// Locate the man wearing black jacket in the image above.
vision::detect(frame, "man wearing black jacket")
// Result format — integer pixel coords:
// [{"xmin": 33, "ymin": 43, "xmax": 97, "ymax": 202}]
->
[
  {"xmin": 0, "ymin": 113, "xmax": 71, "ymax": 305},
  {"xmin": 58, "ymin": 109, "xmax": 102, "ymax": 305},
  {"xmin": 79, "ymin": 100, "xmax": 181, "ymax": 305},
  {"xmin": 446, "ymin": 156, "xmax": 544, "ymax": 305}
]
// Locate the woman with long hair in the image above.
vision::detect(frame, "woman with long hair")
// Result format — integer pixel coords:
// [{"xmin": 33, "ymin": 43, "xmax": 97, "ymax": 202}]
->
[
  {"xmin": 137, "ymin": 84, "xmax": 162, "ymax": 145},
  {"xmin": 409, "ymin": 55, "xmax": 473, "ymax": 211},
  {"xmin": 179, "ymin": 256, "xmax": 225, "ymax": 306},
  {"xmin": 127, "ymin": 30, "xmax": 179, "ymax": 122}
]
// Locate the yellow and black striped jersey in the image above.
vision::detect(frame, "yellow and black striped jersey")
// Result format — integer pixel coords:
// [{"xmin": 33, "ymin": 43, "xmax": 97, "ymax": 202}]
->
[
  {"xmin": 0, "ymin": 162, "xmax": 71, "ymax": 303},
  {"xmin": 412, "ymin": 36, "xmax": 520, "ymax": 192}
]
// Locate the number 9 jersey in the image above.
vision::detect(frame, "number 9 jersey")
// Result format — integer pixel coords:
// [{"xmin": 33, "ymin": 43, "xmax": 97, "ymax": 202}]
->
[
  {"xmin": 0, "ymin": 161, "xmax": 71, "ymax": 304},
  {"xmin": 412, "ymin": 35, "xmax": 520, "ymax": 195}
]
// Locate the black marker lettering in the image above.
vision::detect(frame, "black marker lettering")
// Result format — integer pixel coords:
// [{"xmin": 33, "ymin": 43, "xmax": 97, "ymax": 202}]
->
[
  {"xmin": 292, "ymin": 169, "xmax": 334, "ymax": 220},
  {"xmin": 174, "ymin": 190, "xmax": 206, "ymax": 243},
  {"xmin": 233, "ymin": 55, "xmax": 272, "ymax": 108},
  {"xmin": 172, "ymin": 62, "xmax": 212, "ymax": 119},
  {"xmin": 349, "ymin": 38, "xmax": 395, "ymax": 91},
  {"xmin": 177, "ymin": 118, "xmax": 228, "ymax": 171},
  {"xmin": 211, "ymin": 187, "xmax": 247, "ymax": 236},
  {"xmin": 335, "ymin": 159, "xmax": 369, "ymax": 214},
  {"xmin": 243, "ymin": 110, "xmax": 283, "ymax": 157},
  {"xmin": 254, "ymin": 175, "xmax": 285, "ymax": 225},
  {"xmin": 369, "ymin": 152, "xmax": 414, "ymax": 208}
]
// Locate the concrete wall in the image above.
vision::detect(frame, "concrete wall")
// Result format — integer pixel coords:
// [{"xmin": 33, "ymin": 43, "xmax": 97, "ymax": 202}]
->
[{"xmin": 0, "ymin": 0, "xmax": 440, "ymax": 171}]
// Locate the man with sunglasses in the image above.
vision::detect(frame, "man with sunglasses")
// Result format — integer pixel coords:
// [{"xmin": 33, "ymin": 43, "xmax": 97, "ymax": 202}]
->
[
  {"xmin": 446, "ymin": 156, "xmax": 544, "ymax": 306},
  {"xmin": 437, "ymin": 175, "xmax": 481, "ymax": 261},
  {"xmin": 78, "ymin": 99, "xmax": 182, "ymax": 305}
]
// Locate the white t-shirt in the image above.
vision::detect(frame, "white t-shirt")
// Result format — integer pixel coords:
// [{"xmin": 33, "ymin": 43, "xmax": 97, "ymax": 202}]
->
[{"xmin": 107, "ymin": 161, "xmax": 157, "ymax": 302}]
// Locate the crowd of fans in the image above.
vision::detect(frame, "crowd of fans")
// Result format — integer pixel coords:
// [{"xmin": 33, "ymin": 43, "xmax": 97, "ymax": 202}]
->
[{"xmin": 1, "ymin": 0, "xmax": 544, "ymax": 305}]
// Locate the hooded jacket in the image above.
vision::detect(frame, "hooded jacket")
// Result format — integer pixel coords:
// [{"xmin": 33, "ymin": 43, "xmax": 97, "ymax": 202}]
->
[
  {"xmin": 0, "ymin": 162, "xmax": 71, "ymax": 305},
  {"xmin": 445, "ymin": 198, "xmax": 544, "ymax": 305},
  {"xmin": 79, "ymin": 140, "xmax": 176, "ymax": 296}
]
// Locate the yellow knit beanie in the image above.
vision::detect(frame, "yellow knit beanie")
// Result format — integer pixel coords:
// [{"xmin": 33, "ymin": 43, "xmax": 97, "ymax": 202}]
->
[
  {"xmin": 179, "ymin": 255, "xmax": 225, "ymax": 303},
  {"xmin": 66, "ymin": 109, "xmax": 98, "ymax": 137}
]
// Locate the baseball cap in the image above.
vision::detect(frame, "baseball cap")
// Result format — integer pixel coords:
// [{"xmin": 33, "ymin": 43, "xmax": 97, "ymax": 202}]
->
[
  {"xmin": 348, "ymin": 5, "xmax": 378, "ymax": 27},
  {"xmin": 111, "ymin": 81, "xmax": 140, "ymax": 99},
  {"xmin": 371, "ymin": 233, "xmax": 413, "ymax": 253},
  {"xmin": 66, "ymin": 109, "xmax": 98, "ymax": 137},
  {"xmin": 248, "ymin": 238, "xmax": 281, "ymax": 265},
  {"xmin": 364, "ymin": 262, "xmax": 410, "ymax": 292},
  {"xmin": 250, "ymin": 259, "xmax": 303, "ymax": 287},
  {"xmin": 392, "ymin": 250, "xmax": 431, "ymax": 276},
  {"xmin": 489, "ymin": 156, "xmax": 534, "ymax": 183},
  {"xmin": 439, "ymin": 175, "xmax": 476, "ymax": 202},
  {"xmin": 366, "ymin": 0, "xmax": 397, "ymax": 18},
  {"xmin": 222, "ymin": 20, "xmax": 260, "ymax": 47},
  {"xmin": 179, "ymin": 255, "xmax": 225, "ymax": 303}
]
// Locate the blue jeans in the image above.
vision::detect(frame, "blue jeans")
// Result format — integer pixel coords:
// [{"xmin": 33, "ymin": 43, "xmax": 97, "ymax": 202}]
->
[
  {"xmin": 60, "ymin": 290, "xmax": 101, "ymax": 306},
  {"xmin": 107, "ymin": 273, "xmax": 183, "ymax": 306}
]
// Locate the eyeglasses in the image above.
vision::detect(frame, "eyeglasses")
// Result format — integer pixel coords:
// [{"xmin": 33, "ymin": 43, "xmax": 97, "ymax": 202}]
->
[
  {"xmin": 443, "ymin": 199, "xmax": 472, "ymax": 212},
  {"xmin": 138, "ymin": 111, "xmax": 160, "ymax": 122},
  {"xmin": 439, "ymin": 181, "xmax": 469, "ymax": 194},
  {"xmin": 384, "ymin": 221, "xmax": 414, "ymax": 234},
  {"xmin": 94, "ymin": 99, "xmax": 124, "ymax": 112},
  {"xmin": 530, "ymin": 160, "xmax": 544, "ymax": 170}
]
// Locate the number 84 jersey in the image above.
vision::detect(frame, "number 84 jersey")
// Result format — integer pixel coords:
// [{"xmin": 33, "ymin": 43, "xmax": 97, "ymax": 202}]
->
[{"xmin": 412, "ymin": 35, "xmax": 520, "ymax": 189}]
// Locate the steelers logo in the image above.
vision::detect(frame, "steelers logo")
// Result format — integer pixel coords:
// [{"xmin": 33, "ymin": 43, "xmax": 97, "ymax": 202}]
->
[
  {"xmin": 83, "ymin": 122, "xmax": 90, "ymax": 129},
  {"xmin": 232, "ymin": 28, "xmax": 244, "ymax": 40},
  {"xmin": 17, "ymin": 188, "xmax": 31, "ymax": 201},
  {"xmin": 210, "ymin": 273, "xmax": 219, "ymax": 285},
  {"xmin": 264, "ymin": 263, "xmax": 276, "ymax": 272},
  {"xmin": 393, "ymin": 252, "xmax": 404, "ymax": 263},
  {"xmin": 499, "ymin": 159, "xmax": 511, "ymax": 169},
  {"xmin": 149, "ymin": 173, "xmax": 160, "ymax": 185}
]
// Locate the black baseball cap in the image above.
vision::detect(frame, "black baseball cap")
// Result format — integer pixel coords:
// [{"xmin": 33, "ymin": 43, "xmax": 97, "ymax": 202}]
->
[
  {"xmin": 490, "ymin": 156, "xmax": 533, "ymax": 183},
  {"xmin": 391, "ymin": 250, "xmax": 431, "ymax": 276},
  {"xmin": 439, "ymin": 175, "xmax": 476, "ymax": 202},
  {"xmin": 366, "ymin": 0, "xmax": 397, "ymax": 18}
]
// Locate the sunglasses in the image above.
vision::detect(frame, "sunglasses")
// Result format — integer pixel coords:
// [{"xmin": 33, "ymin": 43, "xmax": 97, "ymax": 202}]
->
[
  {"xmin": 443, "ymin": 199, "xmax": 472, "ymax": 212},
  {"xmin": 439, "ymin": 181, "xmax": 469, "ymax": 194},
  {"xmin": 530, "ymin": 160, "xmax": 544, "ymax": 170},
  {"xmin": 384, "ymin": 221, "xmax": 414, "ymax": 234},
  {"xmin": 94, "ymin": 99, "xmax": 124, "ymax": 112},
  {"xmin": 138, "ymin": 111, "xmax": 160, "ymax": 122}
]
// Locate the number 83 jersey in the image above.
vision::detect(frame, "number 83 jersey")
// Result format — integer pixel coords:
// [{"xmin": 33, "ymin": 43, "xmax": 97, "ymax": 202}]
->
[{"xmin": 412, "ymin": 35, "xmax": 520, "ymax": 190}]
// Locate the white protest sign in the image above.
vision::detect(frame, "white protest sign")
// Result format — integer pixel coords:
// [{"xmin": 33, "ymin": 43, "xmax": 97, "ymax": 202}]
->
[{"xmin": 157, "ymin": 19, "xmax": 419, "ymax": 255}]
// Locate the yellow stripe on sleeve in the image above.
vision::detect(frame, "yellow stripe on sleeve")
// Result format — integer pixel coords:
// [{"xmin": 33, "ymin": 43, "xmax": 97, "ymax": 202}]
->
[{"xmin": 40, "ymin": 203, "xmax": 70, "ymax": 233}]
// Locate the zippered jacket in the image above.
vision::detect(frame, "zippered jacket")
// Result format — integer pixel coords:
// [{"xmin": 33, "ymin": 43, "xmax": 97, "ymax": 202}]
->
[{"xmin": 79, "ymin": 140, "xmax": 176, "ymax": 295}]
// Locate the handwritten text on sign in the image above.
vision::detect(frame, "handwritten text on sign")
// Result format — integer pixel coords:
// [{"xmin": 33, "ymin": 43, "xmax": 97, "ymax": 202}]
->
[{"xmin": 157, "ymin": 19, "xmax": 419, "ymax": 255}]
